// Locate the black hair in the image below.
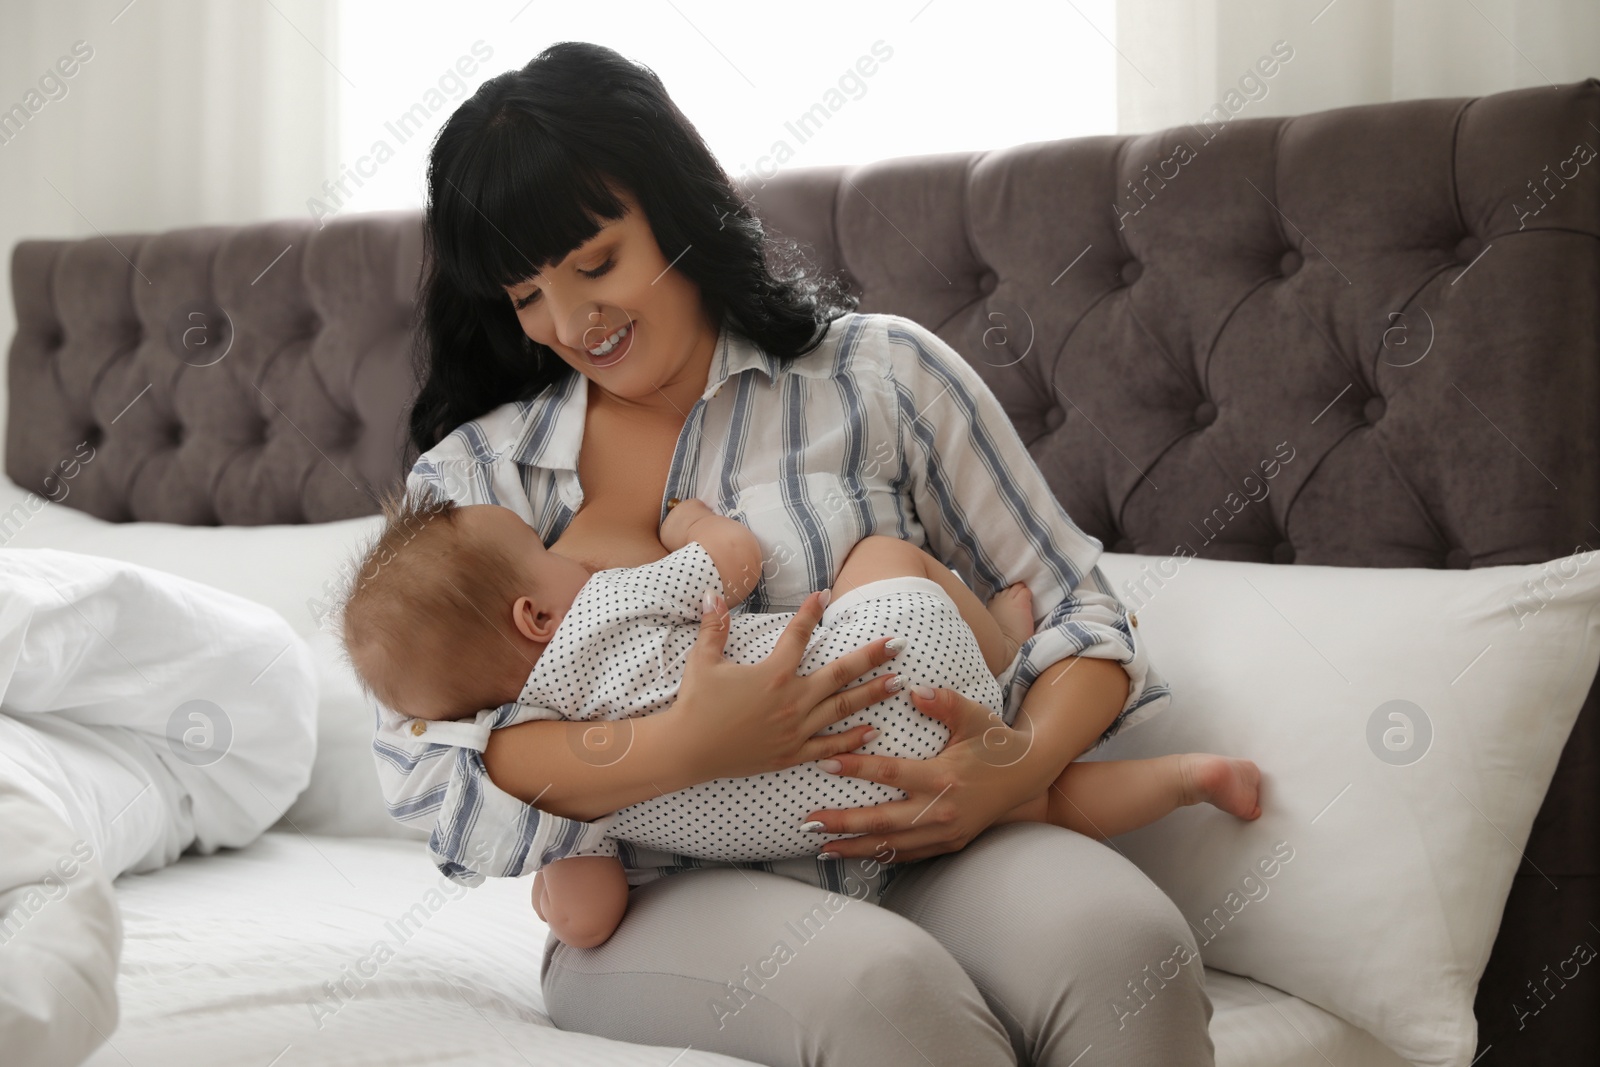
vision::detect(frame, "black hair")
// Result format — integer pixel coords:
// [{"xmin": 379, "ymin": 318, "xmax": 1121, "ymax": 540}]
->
[{"xmin": 404, "ymin": 40, "xmax": 858, "ymax": 460}]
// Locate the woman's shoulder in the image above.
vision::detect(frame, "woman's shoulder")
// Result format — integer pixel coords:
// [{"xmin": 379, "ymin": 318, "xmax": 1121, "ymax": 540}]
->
[
  {"xmin": 805, "ymin": 310, "xmax": 973, "ymax": 383},
  {"xmin": 789, "ymin": 310, "xmax": 944, "ymax": 378}
]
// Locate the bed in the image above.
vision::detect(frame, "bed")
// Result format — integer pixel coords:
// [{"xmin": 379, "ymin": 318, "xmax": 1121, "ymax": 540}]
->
[{"xmin": 6, "ymin": 78, "xmax": 1598, "ymax": 1065}]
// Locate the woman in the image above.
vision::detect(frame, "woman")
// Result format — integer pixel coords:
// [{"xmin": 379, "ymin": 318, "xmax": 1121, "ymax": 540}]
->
[{"xmin": 388, "ymin": 40, "xmax": 1212, "ymax": 1067}]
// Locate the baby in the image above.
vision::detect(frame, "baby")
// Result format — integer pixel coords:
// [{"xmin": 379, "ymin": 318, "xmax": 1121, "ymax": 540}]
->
[{"xmin": 341, "ymin": 489, "xmax": 1261, "ymax": 948}]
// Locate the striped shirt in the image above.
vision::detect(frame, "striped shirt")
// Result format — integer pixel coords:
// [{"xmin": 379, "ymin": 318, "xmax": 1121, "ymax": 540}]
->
[{"xmin": 371, "ymin": 310, "xmax": 1170, "ymax": 898}]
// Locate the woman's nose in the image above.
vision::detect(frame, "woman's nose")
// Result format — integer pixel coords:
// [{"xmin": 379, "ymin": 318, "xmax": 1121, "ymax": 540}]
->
[{"xmin": 549, "ymin": 298, "xmax": 604, "ymax": 355}]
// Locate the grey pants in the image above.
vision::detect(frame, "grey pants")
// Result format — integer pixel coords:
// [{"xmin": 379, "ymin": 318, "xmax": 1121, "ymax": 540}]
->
[{"xmin": 540, "ymin": 822, "xmax": 1215, "ymax": 1066}]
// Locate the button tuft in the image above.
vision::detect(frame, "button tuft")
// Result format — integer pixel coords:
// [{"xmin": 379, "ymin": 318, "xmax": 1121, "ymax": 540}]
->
[
  {"xmin": 1193, "ymin": 400, "xmax": 1217, "ymax": 428},
  {"xmin": 1363, "ymin": 396, "xmax": 1387, "ymax": 424},
  {"xmin": 1272, "ymin": 541, "xmax": 1296, "ymax": 565},
  {"xmin": 1279, "ymin": 250, "xmax": 1303, "ymax": 276},
  {"xmin": 1455, "ymin": 236, "xmax": 1483, "ymax": 263},
  {"xmin": 1120, "ymin": 261, "xmax": 1143, "ymax": 285},
  {"xmin": 1444, "ymin": 548, "xmax": 1472, "ymax": 570}
]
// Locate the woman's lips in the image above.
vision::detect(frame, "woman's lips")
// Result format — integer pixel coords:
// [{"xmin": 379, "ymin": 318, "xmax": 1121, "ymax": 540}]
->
[{"xmin": 585, "ymin": 320, "xmax": 634, "ymax": 367}]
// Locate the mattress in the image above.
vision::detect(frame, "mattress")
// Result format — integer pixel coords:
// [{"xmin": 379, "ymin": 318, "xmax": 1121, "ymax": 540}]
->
[{"xmin": 86, "ymin": 833, "xmax": 1407, "ymax": 1067}]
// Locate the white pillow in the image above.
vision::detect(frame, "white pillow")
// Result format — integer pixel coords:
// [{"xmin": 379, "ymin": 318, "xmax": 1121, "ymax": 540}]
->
[
  {"xmin": 0, "ymin": 475, "xmax": 416, "ymax": 840},
  {"xmin": 1088, "ymin": 549, "xmax": 1600, "ymax": 1067}
]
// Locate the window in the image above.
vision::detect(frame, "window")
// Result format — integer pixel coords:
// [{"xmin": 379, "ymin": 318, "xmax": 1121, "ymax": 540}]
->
[{"xmin": 333, "ymin": 0, "xmax": 1118, "ymax": 214}]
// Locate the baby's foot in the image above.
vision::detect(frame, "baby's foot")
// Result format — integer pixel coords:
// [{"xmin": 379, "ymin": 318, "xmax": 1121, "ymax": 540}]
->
[
  {"xmin": 986, "ymin": 582, "xmax": 1035, "ymax": 662},
  {"xmin": 1179, "ymin": 754, "xmax": 1262, "ymax": 820}
]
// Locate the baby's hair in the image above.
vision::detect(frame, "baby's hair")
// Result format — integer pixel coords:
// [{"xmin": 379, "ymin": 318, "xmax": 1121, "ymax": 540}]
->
[{"xmin": 337, "ymin": 483, "xmax": 528, "ymax": 720}]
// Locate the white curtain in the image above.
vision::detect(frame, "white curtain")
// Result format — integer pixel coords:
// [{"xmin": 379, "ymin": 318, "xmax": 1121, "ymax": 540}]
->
[
  {"xmin": 0, "ymin": 0, "xmax": 338, "ymax": 454},
  {"xmin": 1115, "ymin": 0, "xmax": 1600, "ymax": 134}
]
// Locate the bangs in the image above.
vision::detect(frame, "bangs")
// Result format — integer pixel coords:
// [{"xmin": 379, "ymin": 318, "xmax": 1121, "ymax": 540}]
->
[{"xmin": 430, "ymin": 108, "xmax": 629, "ymax": 301}]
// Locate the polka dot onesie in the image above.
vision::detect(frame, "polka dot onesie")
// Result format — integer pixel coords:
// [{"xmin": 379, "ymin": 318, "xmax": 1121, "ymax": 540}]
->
[{"xmin": 507, "ymin": 541, "xmax": 1006, "ymax": 862}]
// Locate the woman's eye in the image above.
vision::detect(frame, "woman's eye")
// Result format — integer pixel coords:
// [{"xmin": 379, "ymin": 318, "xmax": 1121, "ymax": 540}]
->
[{"xmin": 511, "ymin": 258, "xmax": 615, "ymax": 311}]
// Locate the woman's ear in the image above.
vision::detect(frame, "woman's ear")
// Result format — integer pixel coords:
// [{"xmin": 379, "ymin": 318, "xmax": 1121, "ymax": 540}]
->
[{"xmin": 511, "ymin": 595, "xmax": 561, "ymax": 643}]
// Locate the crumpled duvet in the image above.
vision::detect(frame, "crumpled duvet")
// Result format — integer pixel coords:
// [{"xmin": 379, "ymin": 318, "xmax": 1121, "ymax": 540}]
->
[
  {"xmin": 0, "ymin": 782, "xmax": 121, "ymax": 1067},
  {"xmin": 0, "ymin": 548, "xmax": 318, "ymax": 1067}
]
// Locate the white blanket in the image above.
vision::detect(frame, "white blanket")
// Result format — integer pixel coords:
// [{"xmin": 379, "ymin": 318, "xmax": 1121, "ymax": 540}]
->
[
  {"xmin": 0, "ymin": 781, "xmax": 121, "ymax": 1067},
  {"xmin": 0, "ymin": 548, "xmax": 319, "ymax": 1067}
]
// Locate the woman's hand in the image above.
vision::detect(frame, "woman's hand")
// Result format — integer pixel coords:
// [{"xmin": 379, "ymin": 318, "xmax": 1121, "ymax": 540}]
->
[
  {"xmin": 799, "ymin": 685, "xmax": 1042, "ymax": 864},
  {"xmin": 666, "ymin": 588, "xmax": 907, "ymax": 782}
]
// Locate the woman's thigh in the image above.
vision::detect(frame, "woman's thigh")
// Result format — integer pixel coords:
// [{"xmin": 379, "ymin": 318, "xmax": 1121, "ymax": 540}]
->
[
  {"xmin": 541, "ymin": 866, "xmax": 1017, "ymax": 1067},
  {"xmin": 877, "ymin": 822, "xmax": 1215, "ymax": 1067}
]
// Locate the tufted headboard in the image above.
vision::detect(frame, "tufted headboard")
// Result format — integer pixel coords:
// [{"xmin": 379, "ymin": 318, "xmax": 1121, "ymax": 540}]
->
[{"xmin": 7, "ymin": 80, "xmax": 1599, "ymax": 1061}]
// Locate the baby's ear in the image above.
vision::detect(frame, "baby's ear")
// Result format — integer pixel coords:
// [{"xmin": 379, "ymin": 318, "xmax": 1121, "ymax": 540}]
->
[{"xmin": 511, "ymin": 595, "xmax": 558, "ymax": 643}]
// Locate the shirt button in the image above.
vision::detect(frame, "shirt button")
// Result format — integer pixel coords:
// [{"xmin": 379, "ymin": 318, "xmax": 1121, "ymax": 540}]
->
[
  {"xmin": 410, "ymin": 721, "xmax": 427, "ymax": 736},
  {"xmin": 667, "ymin": 497, "xmax": 682, "ymax": 509},
  {"xmin": 1130, "ymin": 613, "xmax": 1139, "ymax": 628}
]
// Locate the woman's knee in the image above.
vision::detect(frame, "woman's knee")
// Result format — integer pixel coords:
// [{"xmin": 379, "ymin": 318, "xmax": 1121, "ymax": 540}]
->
[
  {"xmin": 882, "ymin": 823, "xmax": 1213, "ymax": 1064},
  {"xmin": 542, "ymin": 868, "xmax": 1014, "ymax": 1066},
  {"xmin": 1067, "ymin": 847, "xmax": 1207, "ymax": 1026}
]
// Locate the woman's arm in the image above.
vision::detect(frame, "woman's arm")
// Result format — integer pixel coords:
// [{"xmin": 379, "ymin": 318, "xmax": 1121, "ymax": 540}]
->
[
  {"xmin": 480, "ymin": 589, "xmax": 907, "ymax": 820},
  {"xmin": 797, "ymin": 316, "xmax": 1160, "ymax": 861},
  {"xmin": 483, "ymin": 715, "xmax": 713, "ymax": 822},
  {"xmin": 886, "ymin": 315, "xmax": 1163, "ymax": 732}
]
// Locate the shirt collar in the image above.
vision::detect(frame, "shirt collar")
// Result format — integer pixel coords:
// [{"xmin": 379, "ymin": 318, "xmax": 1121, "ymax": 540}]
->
[{"xmin": 508, "ymin": 312, "xmax": 782, "ymax": 472}]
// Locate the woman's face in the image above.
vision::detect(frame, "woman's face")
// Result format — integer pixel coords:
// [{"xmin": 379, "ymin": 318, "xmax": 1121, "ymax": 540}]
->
[{"xmin": 503, "ymin": 186, "xmax": 718, "ymax": 405}]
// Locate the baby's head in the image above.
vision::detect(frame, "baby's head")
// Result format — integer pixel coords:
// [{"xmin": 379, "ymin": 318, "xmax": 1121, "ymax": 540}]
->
[{"xmin": 338, "ymin": 486, "xmax": 593, "ymax": 722}]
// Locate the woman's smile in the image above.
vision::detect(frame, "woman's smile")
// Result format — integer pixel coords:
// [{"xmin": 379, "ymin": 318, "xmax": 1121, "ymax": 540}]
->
[{"xmin": 583, "ymin": 318, "xmax": 634, "ymax": 367}]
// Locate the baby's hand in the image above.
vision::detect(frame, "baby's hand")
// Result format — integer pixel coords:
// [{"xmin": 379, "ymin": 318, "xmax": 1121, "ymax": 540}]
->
[
  {"xmin": 660, "ymin": 497, "xmax": 763, "ymax": 605},
  {"xmin": 659, "ymin": 497, "xmax": 717, "ymax": 551}
]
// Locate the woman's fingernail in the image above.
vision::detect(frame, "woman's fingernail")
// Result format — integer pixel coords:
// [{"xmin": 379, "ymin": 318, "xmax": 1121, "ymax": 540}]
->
[
  {"xmin": 885, "ymin": 636, "xmax": 908, "ymax": 656},
  {"xmin": 861, "ymin": 728, "xmax": 879, "ymax": 742},
  {"xmin": 800, "ymin": 820, "xmax": 826, "ymax": 832},
  {"xmin": 819, "ymin": 588, "xmax": 832, "ymax": 608},
  {"xmin": 910, "ymin": 684, "xmax": 936, "ymax": 701},
  {"xmin": 883, "ymin": 674, "xmax": 905, "ymax": 693},
  {"xmin": 817, "ymin": 851, "xmax": 838, "ymax": 860},
  {"xmin": 702, "ymin": 588, "xmax": 717, "ymax": 613},
  {"xmin": 818, "ymin": 758, "xmax": 843, "ymax": 773}
]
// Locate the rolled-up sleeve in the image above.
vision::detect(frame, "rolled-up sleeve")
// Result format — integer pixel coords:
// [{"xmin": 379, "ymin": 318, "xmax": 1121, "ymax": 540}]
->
[
  {"xmin": 884, "ymin": 316, "xmax": 1170, "ymax": 740},
  {"xmin": 365, "ymin": 453, "xmax": 619, "ymax": 882},
  {"xmin": 371, "ymin": 704, "xmax": 618, "ymax": 886}
]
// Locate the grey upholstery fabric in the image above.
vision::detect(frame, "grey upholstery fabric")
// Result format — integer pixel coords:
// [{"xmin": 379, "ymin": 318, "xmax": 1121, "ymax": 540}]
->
[{"xmin": 7, "ymin": 80, "xmax": 1598, "ymax": 1063}]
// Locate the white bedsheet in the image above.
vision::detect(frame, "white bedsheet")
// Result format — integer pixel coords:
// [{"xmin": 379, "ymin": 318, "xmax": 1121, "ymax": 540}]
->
[{"xmin": 88, "ymin": 833, "xmax": 1408, "ymax": 1067}]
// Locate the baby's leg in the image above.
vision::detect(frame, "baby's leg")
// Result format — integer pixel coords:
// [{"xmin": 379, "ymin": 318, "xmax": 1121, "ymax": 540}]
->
[
  {"xmin": 533, "ymin": 855, "xmax": 631, "ymax": 949},
  {"xmin": 1002, "ymin": 755, "xmax": 1263, "ymax": 838},
  {"xmin": 831, "ymin": 535, "xmax": 1021, "ymax": 676}
]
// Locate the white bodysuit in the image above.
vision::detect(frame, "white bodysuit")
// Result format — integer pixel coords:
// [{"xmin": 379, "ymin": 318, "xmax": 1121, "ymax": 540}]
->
[{"xmin": 500, "ymin": 541, "xmax": 1008, "ymax": 862}]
